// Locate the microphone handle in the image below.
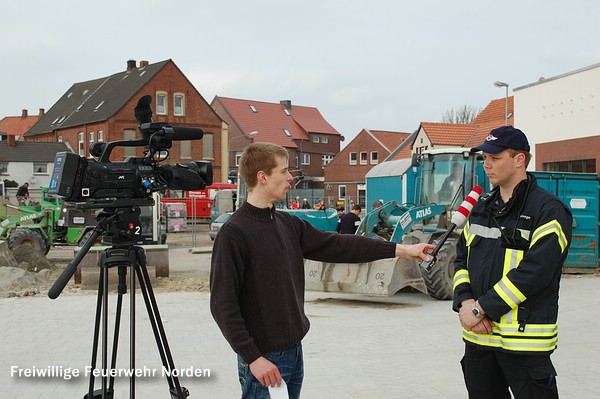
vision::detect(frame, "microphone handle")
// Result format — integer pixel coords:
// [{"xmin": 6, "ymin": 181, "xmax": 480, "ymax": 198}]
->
[{"xmin": 419, "ymin": 223, "xmax": 457, "ymax": 272}]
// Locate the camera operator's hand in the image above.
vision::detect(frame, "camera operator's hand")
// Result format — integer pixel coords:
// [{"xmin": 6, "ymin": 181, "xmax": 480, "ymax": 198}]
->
[{"xmin": 249, "ymin": 356, "xmax": 282, "ymax": 387}]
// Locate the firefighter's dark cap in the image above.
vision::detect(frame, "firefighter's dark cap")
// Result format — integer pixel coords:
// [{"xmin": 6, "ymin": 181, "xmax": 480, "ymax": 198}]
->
[{"xmin": 470, "ymin": 126, "xmax": 530, "ymax": 154}]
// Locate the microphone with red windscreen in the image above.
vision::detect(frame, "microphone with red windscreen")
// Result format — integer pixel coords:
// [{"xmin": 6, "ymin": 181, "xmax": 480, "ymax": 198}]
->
[{"xmin": 419, "ymin": 186, "xmax": 483, "ymax": 272}]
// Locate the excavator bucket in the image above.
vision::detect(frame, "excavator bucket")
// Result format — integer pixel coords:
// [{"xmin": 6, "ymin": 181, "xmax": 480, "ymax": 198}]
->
[
  {"xmin": 305, "ymin": 257, "xmax": 427, "ymax": 296},
  {"xmin": 0, "ymin": 240, "xmax": 20, "ymax": 268},
  {"xmin": 304, "ymin": 237, "xmax": 427, "ymax": 296}
]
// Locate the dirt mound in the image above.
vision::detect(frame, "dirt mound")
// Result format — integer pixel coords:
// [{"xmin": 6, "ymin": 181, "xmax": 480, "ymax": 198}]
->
[{"xmin": 12, "ymin": 243, "xmax": 54, "ymax": 272}]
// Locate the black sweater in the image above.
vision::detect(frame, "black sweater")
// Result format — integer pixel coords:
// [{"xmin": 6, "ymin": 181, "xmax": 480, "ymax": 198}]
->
[{"xmin": 210, "ymin": 201, "xmax": 397, "ymax": 363}]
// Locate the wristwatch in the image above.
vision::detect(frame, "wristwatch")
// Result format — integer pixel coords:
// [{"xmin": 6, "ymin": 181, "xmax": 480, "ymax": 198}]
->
[{"xmin": 471, "ymin": 302, "xmax": 484, "ymax": 319}]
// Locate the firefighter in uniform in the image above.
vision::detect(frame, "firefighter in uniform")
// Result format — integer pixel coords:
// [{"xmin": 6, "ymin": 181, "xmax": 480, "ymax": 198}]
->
[{"xmin": 453, "ymin": 126, "xmax": 572, "ymax": 399}]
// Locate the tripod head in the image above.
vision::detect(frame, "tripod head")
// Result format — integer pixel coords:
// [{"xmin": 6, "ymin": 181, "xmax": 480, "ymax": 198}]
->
[{"xmin": 48, "ymin": 198, "xmax": 154, "ymax": 299}]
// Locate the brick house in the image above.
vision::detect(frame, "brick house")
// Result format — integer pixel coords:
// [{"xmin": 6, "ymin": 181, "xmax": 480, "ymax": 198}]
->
[
  {"xmin": 536, "ymin": 136, "xmax": 599, "ymax": 173},
  {"xmin": 0, "ymin": 109, "xmax": 44, "ymax": 142},
  {"xmin": 210, "ymin": 97, "xmax": 340, "ymax": 189},
  {"xmin": 323, "ymin": 129, "xmax": 410, "ymax": 209},
  {"xmin": 25, "ymin": 59, "xmax": 226, "ymax": 181}
]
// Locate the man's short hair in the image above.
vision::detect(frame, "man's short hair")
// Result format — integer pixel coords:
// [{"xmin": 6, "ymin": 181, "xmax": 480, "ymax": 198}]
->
[
  {"xmin": 507, "ymin": 148, "xmax": 532, "ymax": 168},
  {"xmin": 239, "ymin": 143, "xmax": 289, "ymax": 189},
  {"xmin": 352, "ymin": 204, "xmax": 361, "ymax": 212}
]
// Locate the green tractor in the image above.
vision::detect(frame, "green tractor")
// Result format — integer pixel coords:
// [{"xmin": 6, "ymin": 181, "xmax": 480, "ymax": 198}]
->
[
  {"xmin": 0, "ymin": 187, "xmax": 98, "ymax": 254},
  {"xmin": 0, "ymin": 188, "xmax": 166, "ymax": 255}
]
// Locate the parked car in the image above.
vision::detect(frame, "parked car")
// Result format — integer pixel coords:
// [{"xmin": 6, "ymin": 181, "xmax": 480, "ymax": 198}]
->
[{"xmin": 209, "ymin": 212, "xmax": 234, "ymax": 241}]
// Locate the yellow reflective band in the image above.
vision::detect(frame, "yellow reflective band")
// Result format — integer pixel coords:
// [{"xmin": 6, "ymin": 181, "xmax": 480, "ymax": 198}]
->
[
  {"xmin": 453, "ymin": 269, "xmax": 470, "ymax": 290},
  {"xmin": 463, "ymin": 322, "xmax": 558, "ymax": 352},
  {"xmin": 530, "ymin": 220, "xmax": 568, "ymax": 252},
  {"xmin": 493, "ymin": 277, "xmax": 527, "ymax": 309}
]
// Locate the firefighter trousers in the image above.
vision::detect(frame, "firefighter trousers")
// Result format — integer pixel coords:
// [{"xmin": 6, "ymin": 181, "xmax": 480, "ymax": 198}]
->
[{"xmin": 460, "ymin": 344, "xmax": 559, "ymax": 399}]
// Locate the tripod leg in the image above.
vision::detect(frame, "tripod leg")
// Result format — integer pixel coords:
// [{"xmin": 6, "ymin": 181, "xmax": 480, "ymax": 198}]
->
[{"xmin": 134, "ymin": 247, "xmax": 189, "ymax": 399}]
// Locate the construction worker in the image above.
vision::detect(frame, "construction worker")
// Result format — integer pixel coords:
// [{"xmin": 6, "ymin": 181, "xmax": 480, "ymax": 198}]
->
[{"xmin": 453, "ymin": 126, "xmax": 572, "ymax": 398}]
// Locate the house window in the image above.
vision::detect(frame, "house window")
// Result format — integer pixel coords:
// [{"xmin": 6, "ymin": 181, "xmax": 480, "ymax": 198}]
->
[
  {"xmin": 283, "ymin": 129, "xmax": 292, "ymax": 137},
  {"xmin": 322, "ymin": 155, "xmax": 333, "ymax": 166},
  {"xmin": 349, "ymin": 152, "xmax": 357, "ymax": 165},
  {"xmin": 313, "ymin": 136, "xmax": 320, "ymax": 143},
  {"xmin": 123, "ymin": 129, "xmax": 137, "ymax": 157},
  {"xmin": 89, "ymin": 132, "xmax": 95, "ymax": 146},
  {"xmin": 202, "ymin": 133, "xmax": 214, "ymax": 159},
  {"xmin": 322, "ymin": 137, "xmax": 329, "ymax": 144},
  {"xmin": 97, "ymin": 130, "xmax": 104, "ymax": 142},
  {"xmin": 339, "ymin": 185, "xmax": 346, "ymax": 199},
  {"xmin": 301, "ymin": 153, "xmax": 310, "ymax": 165},
  {"xmin": 156, "ymin": 93, "xmax": 167, "ymax": 115},
  {"xmin": 249, "ymin": 105, "xmax": 257, "ymax": 113},
  {"xmin": 57, "ymin": 136, "xmax": 63, "ymax": 143},
  {"xmin": 0, "ymin": 162, "xmax": 7, "ymax": 174},
  {"xmin": 370, "ymin": 151, "xmax": 378, "ymax": 165},
  {"xmin": 174, "ymin": 94, "xmax": 185, "ymax": 116},
  {"xmin": 34, "ymin": 163, "xmax": 48, "ymax": 174},
  {"xmin": 360, "ymin": 152, "xmax": 368, "ymax": 165},
  {"xmin": 180, "ymin": 140, "xmax": 191, "ymax": 159},
  {"xmin": 78, "ymin": 132, "xmax": 85, "ymax": 156},
  {"xmin": 235, "ymin": 153, "xmax": 243, "ymax": 166}
]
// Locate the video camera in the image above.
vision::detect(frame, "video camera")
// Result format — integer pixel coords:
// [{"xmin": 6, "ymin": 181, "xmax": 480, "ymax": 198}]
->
[{"xmin": 48, "ymin": 95, "xmax": 213, "ymax": 205}]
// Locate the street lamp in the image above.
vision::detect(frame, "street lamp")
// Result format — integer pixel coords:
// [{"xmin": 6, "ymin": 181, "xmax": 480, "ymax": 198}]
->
[{"xmin": 494, "ymin": 81, "xmax": 509, "ymax": 125}]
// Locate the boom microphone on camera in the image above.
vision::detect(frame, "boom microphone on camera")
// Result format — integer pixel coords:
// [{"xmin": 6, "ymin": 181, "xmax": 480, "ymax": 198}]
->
[{"xmin": 419, "ymin": 186, "xmax": 483, "ymax": 272}]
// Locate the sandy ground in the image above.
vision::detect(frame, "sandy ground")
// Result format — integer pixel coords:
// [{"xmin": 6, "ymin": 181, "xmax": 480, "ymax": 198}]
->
[{"xmin": 0, "ymin": 223, "xmax": 214, "ymax": 298}]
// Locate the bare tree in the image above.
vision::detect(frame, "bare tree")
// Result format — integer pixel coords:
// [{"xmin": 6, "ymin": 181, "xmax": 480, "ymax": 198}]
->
[{"xmin": 441, "ymin": 105, "xmax": 482, "ymax": 124}]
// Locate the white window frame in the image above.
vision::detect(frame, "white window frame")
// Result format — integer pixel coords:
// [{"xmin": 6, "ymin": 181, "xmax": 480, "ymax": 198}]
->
[
  {"xmin": 370, "ymin": 151, "xmax": 378, "ymax": 165},
  {"xmin": 301, "ymin": 153, "xmax": 310, "ymax": 165},
  {"xmin": 34, "ymin": 162, "xmax": 48, "ymax": 174},
  {"xmin": 322, "ymin": 136, "xmax": 329, "ymax": 144},
  {"xmin": 174, "ymin": 93, "xmax": 185, "ymax": 116},
  {"xmin": 360, "ymin": 151, "xmax": 368, "ymax": 165},
  {"xmin": 349, "ymin": 152, "xmax": 357, "ymax": 165},
  {"xmin": 322, "ymin": 155, "xmax": 333, "ymax": 167},
  {"xmin": 97, "ymin": 130, "xmax": 104, "ymax": 142},
  {"xmin": 156, "ymin": 92, "xmax": 167, "ymax": 115},
  {"xmin": 338, "ymin": 185, "xmax": 346, "ymax": 199},
  {"xmin": 312, "ymin": 136, "xmax": 320, "ymax": 143},
  {"xmin": 78, "ymin": 132, "xmax": 85, "ymax": 156}
]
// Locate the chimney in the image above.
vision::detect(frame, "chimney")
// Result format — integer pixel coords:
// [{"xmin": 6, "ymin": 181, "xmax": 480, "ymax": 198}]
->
[
  {"xmin": 21, "ymin": 109, "xmax": 28, "ymax": 118},
  {"xmin": 280, "ymin": 100, "xmax": 292, "ymax": 110},
  {"xmin": 38, "ymin": 108, "xmax": 45, "ymax": 116},
  {"xmin": 7, "ymin": 135, "xmax": 16, "ymax": 147},
  {"xmin": 127, "ymin": 59, "xmax": 137, "ymax": 71},
  {"xmin": 139, "ymin": 60, "xmax": 149, "ymax": 68}
]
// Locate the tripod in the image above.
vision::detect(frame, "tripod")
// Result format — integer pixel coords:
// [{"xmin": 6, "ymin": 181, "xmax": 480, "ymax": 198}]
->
[{"xmin": 49, "ymin": 199, "xmax": 189, "ymax": 399}]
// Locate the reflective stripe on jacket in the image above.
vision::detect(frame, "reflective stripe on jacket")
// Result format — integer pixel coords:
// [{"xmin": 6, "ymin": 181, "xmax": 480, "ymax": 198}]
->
[{"xmin": 453, "ymin": 174, "xmax": 572, "ymax": 354}]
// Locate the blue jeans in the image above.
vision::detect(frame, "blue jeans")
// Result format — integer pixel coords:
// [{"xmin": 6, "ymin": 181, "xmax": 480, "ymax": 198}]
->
[{"xmin": 237, "ymin": 343, "xmax": 304, "ymax": 399}]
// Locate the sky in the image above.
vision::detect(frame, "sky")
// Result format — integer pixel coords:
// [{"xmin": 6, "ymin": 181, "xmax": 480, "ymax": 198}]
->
[{"xmin": 2, "ymin": 0, "xmax": 600, "ymax": 146}]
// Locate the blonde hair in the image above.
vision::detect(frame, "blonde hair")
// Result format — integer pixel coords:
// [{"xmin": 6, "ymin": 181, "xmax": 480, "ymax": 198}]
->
[
  {"xmin": 507, "ymin": 148, "xmax": 532, "ymax": 168},
  {"xmin": 239, "ymin": 143, "xmax": 289, "ymax": 189}
]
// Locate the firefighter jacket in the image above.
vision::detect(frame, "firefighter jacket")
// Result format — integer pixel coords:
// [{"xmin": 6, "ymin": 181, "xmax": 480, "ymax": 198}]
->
[{"xmin": 453, "ymin": 173, "xmax": 572, "ymax": 354}]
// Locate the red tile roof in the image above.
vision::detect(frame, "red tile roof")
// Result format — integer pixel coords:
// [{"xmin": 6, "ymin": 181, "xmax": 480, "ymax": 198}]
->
[
  {"xmin": 420, "ymin": 96, "xmax": 515, "ymax": 149},
  {"xmin": 368, "ymin": 130, "xmax": 410, "ymax": 152},
  {"xmin": 0, "ymin": 113, "xmax": 40, "ymax": 138},
  {"xmin": 472, "ymin": 96, "xmax": 514, "ymax": 125},
  {"xmin": 214, "ymin": 97, "xmax": 339, "ymax": 148},
  {"xmin": 420, "ymin": 122, "xmax": 475, "ymax": 145}
]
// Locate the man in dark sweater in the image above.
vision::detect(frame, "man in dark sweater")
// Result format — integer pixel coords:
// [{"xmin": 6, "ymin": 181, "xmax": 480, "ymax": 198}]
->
[
  {"xmin": 339, "ymin": 204, "xmax": 362, "ymax": 234},
  {"xmin": 210, "ymin": 143, "xmax": 434, "ymax": 399}
]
